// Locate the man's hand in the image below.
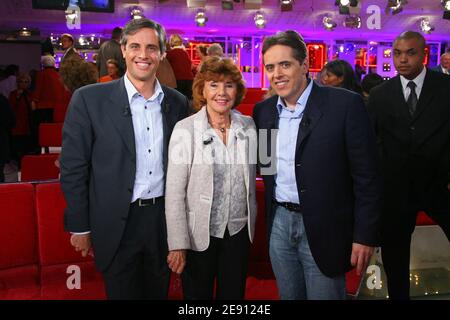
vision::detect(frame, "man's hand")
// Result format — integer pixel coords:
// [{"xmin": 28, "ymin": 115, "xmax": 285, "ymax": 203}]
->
[
  {"xmin": 167, "ymin": 250, "xmax": 186, "ymax": 274},
  {"xmin": 70, "ymin": 234, "xmax": 92, "ymax": 257},
  {"xmin": 351, "ymin": 243, "xmax": 375, "ymax": 276}
]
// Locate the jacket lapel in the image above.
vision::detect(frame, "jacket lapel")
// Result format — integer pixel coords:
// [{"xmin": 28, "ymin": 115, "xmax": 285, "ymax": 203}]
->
[
  {"xmin": 392, "ymin": 76, "xmax": 413, "ymax": 121},
  {"xmin": 106, "ymin": 78, "xmax": 136, "ymax": 156},
  {"xmin": 411, "ymin": 69, "xmax": 434, "ymax": 123},
  {"xmin": 295, "ymin": 82, "xmax": 323, "ymax": 154}
]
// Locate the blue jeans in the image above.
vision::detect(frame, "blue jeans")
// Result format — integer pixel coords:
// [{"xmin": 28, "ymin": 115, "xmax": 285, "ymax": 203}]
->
[{"xmin": 269, "ymin": 205, "xmax": 346, "ymax": 300}]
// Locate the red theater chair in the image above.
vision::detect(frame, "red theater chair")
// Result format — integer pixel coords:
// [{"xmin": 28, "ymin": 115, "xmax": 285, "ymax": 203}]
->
[
  {"xmin": 0, "ymin": 183, "xmax": 40, "ymax": 299},
  {"xmin": 38, "ymin": 123, "xmax": 63, "ymax": 153},
  {"xmin": 34, "ymin": 182, "xmax": 105, "ymax": 299},
  {"xmin": 241, "ymin": 88, "xmax": 267, "ymax": 104},
  {"xmin": 20, "ymin": 154, "xmax": 60, "ymax": 182},
  {"xmin": 235, "ymin": 104, "xmax": 255, "ymax": 117}
]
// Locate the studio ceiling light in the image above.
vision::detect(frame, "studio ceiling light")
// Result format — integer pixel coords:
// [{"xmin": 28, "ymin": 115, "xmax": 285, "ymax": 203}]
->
[
  {"xmin": 343, "ymin": 15, "xmax": 361, "ymax": 29},
  {"xmin": 385, "ymin": 0, "xmax": 407, "ymax": 15},
  {"xmin": 280, "ymin": 0, "xmax": 293, "ymax": 12},
  {"xmin": 130, "ymin": 6, "xmax": 145, "ymax": 19},
  {"xmin": 19, "ymin": 27, "xmax": 31, "ymax": 37},
  {"xmin": 420, "ymin": 18, "xmax": 434, "ymax": 34},
  {"xmin": 195, "ymin": 10, "xmax": 208, "ymax": 27},
  {"xmin": 322, "ymin": 16, "xmax": 337, "ymax": 31},
  {"xmin": 254, "ymin": 11, "xmax": 266, "ymax": 28},
  {"xmin": 443, "ymin": 0, "xmax": 450, "ymax": 10}
]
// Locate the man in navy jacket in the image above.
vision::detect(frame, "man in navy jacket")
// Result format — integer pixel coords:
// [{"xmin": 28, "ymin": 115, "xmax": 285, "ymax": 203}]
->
[{"xmin": 253, "ymin": 30, "xmax": 382, "ymax": 299}]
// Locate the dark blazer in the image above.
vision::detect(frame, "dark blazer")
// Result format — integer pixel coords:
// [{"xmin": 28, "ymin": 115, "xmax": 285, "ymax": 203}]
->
[
  {"xmin": 60, "ymin": 78, "xmax": 189, "ymax": 272},
  {"xmin": 60, "ymin": 47, "xmax": 80, "ymax": 65},
  {"xmin": 431, "ymin": 65, "xmax": 448, "ymax": 74},
  {"xmin": 253, "ymin": 82, "xmax": 382, "ymax": 277},
  {"xmin": 368, "ymin": 70, "xmax": 450, "ymax": 229}
]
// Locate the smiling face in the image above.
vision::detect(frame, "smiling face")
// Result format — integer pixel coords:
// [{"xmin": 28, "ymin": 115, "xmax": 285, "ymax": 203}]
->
[
  {"xmin": 203, "ymin": 76, "xmax": 237, "ymax": 116},
  {"xmin": 263, "ymin": 44, "xmax": 308, "ymax": 108},
  {"xmin": 393, "ymin": 38, "xmax": 425, "ymax": 80},
  {"xmin": 121, "ymin": 27, "xmax": 163, "ymax": 83}
]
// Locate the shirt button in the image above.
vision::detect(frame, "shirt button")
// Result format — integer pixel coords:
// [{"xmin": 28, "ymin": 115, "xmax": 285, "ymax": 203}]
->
[
  {"xmin": 147, "ymin": 127, "xmax": 149, "ymax": 131},
  {"xmin": 296, "ymin": 163, "xmax": 301, "ymax": 167},
  {"xmin": 149, "ymin": 171, "xmax": 152, "ymax": 175},
  {"xmin": 148, "ymin": 149, "xmax": 151, "ymax": 153},
  {"xmin": 410, "ymin": 126, "xmax": 415, "ymax": 130},
  {"xmin": 145, "ymin": 106, "xmax": 147, "ymax": 109}
]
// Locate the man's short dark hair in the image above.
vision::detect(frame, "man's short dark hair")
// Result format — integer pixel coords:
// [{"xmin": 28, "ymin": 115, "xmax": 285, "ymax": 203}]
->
[
  {"xmin": 112, "ymin": 27, "xmax": 123, "ymax": 40},
  {"xmin": 361, "ymin": 73, "xmax": 384, "ymax": 95},
  {"xmin": 394, "ymin": 31, "xmax": 426, "ymax": 50},
  {"xmin": 120, "ymin": 18, "xmax": 166, "ymax": 54},
  {"xmin": 262, "ymin": 30, "xmax": 307, "ymax": 64}
]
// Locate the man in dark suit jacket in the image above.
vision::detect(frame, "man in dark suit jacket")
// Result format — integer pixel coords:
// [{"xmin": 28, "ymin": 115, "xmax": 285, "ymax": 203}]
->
[
  {"xmin": 368, "ymin": 31, "xmax": 450, "ymax": 300},
  {"xmin": 60, "ymin": 33, "xmax": 80, "ymax": 65},
  {"xmin": 60, "ymin": 18, "xmax": 189, "ymax": 299},
  {"xmin": 97, "ymin": 27, "xmax": 126, "ymax": 78},
  {"xmin": 253, "ymin": 30, "xmax": 382, "ymax": 300},
  {"xmin": 431, "ymin": 52, "xmax": 450, "ymax": 75}
]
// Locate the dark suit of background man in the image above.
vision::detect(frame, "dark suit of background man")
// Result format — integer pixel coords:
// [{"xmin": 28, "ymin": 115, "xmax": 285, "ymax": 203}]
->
[
  {"xmin": 60, "ymin": 18, "xmax": 189, "ymax": 299},
  {"xmin": 431, "ymin": 52, "xmax": 450, "ymax": 75},
  {"xmin": 253, "ymin": 30, "xmax": 382, "ymax": 300},
  {"xmin": 368, "ymin": 31, "xmax": 450, "ymax": 300},
  {"xmin": 97, "ymin": 27, "xmax": 126, "ymax": 78},
  {"xmin": 60, "ymin": 33, "xmax": 80, "ymax": 65}
]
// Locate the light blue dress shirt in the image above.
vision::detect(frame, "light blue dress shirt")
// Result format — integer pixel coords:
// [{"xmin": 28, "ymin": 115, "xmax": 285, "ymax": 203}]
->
[
  {"xmin": 275, "ymin": 79, "xmax": 313, "ymax": 204},
  {"xmin": 124, "ymin": 74, "xmax": 165, "ymax": 202}
]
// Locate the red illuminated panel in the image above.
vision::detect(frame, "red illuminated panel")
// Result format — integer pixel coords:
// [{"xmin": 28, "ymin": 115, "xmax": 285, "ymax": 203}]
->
[
  {"xmin": 423, "ymin": 46, "xmax": 429, "ymax": 66},
  {"xmin": 187, "ymin": 42, "xmax": 211, "ymax": 67},
  {"xmin": 363, "ymin": 52, "xmax": 377, "ymax": 67},
  {"xmin": 307, "ymin": 43, "xmax": 326, "ymax": 72}
]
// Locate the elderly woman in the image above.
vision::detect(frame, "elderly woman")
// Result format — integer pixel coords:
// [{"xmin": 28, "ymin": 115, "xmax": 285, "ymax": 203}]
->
[{"xmin": 165, "ymin": 56, "xmax": 257, "ymax": 300}]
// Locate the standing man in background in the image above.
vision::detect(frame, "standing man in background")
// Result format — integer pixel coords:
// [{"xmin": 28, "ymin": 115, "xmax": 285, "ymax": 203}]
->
[
  {"xmin": 97, "ymin": 27, "xmax": 126, "ymax": 78},
  {"xmin": 431, "ymin": 52, "xmax": 450, "ymax": 75},
  {"xmin": 368, "ymin": 31, "xmax": 450, "ymax": 300}
]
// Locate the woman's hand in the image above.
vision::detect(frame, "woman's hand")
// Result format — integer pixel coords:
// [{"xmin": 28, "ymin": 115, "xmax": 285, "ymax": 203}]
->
[{"xmin": 167, "ymin": 250, "xmax": 186, "ymax": 274}]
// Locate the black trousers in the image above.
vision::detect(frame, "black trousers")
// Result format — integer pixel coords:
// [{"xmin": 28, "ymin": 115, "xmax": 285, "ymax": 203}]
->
[
  {"xmin": 102, "ymin": 198, "xmax": 170, "ymax": 299},
  {"xmin": 182, "ymin": 226, "xmax": 250, "ymax": 300},
  {"xmin": 31, "ymin": 109, "xmax": 53, "ymax": 152},
  {"xmin": 11, "ymin": 135, "xmax": 32, "ymax": 166},
  {"xmin": 381, "ymin": 209, "xmax": 450, "ymax": 300}
]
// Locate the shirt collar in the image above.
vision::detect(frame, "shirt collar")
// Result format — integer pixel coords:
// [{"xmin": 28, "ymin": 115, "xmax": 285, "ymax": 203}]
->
[
  {"xmin": 276, "ymin": 78, "xmax": 313, "ymax": 115},
  {"xmin": 400, "ymin": 66, "xmax": 426, "ymax": 91},
  {"xmin": 123, "ymin": 73, "xmax": 164, "ymax": 105}
]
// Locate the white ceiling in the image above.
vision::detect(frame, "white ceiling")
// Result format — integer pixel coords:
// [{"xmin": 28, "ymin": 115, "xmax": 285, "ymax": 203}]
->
[{"xmin": 0, "ymin": 0, "xmax": 449, "ymax": 41}]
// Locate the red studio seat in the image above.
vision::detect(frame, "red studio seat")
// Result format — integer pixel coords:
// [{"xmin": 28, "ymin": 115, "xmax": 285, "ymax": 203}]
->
[
  {"xmin": 20, "ymin": 154, "xmax": 60, "ymax": 182},
  {"xmin": 416, "ymin": 211, "xmax": 436, "ymax": 226},
  {"xmin": 38, "ymin": 123, "xmax": 63, "ymax": 151},
  {"xmin": 35, "ymin": 182, "xmax": 105, "ymax": 299},
  {"xmin": 248, "ymin": 179, "xmax": 274, "ymax": 279},
  {"xmin": 0, "ymin": 183, "xmax": 40, "ymax": 299},
  {"xmin": 235, "ymin": 104, "xmax": 255, "ymax": 117},
  {"xmin": 241, "ymin": 88, "xmax": 267, "ymax": 104}
]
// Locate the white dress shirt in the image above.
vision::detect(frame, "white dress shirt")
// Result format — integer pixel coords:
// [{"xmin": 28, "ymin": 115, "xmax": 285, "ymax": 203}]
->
[
  {"xmin": 124, "ymin": 74, "xmax": 165, "ymax": 202},
  {"xmin": 400, "ymin": 66, "xmax": 426, "ymax": 101}
]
